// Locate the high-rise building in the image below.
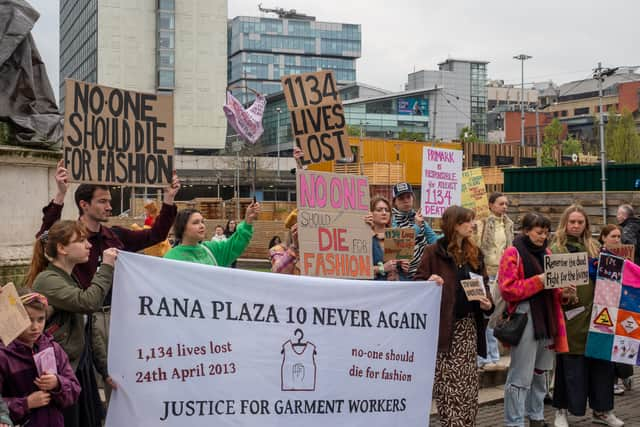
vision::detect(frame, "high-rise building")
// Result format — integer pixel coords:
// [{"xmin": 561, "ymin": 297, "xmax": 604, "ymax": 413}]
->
[
  {"xmin": 227, "ymin": 12, "xmax": 361, "ymax": 101},
  {"xmin": 407, "ymin": 58, "xmax": 489, "ymax": 141},
  {"xmin": 59, "ymin": 0, "xmax": 228, "ymax": 150}
]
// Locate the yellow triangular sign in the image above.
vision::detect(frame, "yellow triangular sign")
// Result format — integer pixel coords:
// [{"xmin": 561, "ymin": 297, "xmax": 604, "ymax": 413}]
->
[{"xmin": 595, "ymin": 308, "xmax": 613, "ymax": 327}]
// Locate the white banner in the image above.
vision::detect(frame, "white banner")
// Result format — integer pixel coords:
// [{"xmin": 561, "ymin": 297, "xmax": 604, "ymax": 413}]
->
[
  {"xmin": 106, "ymin": 252, "xmax": 441, "ymax": 427},
  {"xmin": 420, "ymin": 147, "xmax": 463, "ymax": 218}
]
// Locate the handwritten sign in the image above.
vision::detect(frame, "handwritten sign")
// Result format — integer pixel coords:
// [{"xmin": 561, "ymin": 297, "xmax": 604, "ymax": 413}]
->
[
  {"xmin": 384, "ymin": 228, "xmax": 415, "ymax": 262},
  {"xmin": 0, "ymin": 283, "xmax": 30, "ymax": 346},
  {"xmin": 63, "ymin": 79, "xmax": 174, "ymax": 187},
  {"xmin": 609, "ymin": 244, "xmax": 635, "ymax": 262},
  {"xmin": 420, "ymin": 147, "xmax": 462, "ymax": 218},
  {"xmin": 281, "ymin": 71, "xmax": 349, "ymax": 165},
  {"xmin": 461, "ymin": 279, "xmax": 486, "ymax": 302},
  {"xmin": 461, "ymin": 168, "xmax": 489, "ymax": 219},
  {"xmin": 544, "ymin": 252, "xmax": 589, "ymax": 289},
  {"xmin": 296, "ymin": 170, "xmax": 372, "ymax": 279}
]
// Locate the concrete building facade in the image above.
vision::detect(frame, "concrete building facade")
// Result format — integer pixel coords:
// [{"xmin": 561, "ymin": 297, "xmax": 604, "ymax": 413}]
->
[
  {"xmin": 59, "ymin": 0, "xmax": 228, "ymax": 150},
  {"xmin": 406, "ymin": 58, "xmax": 489, "ymax": 141}
]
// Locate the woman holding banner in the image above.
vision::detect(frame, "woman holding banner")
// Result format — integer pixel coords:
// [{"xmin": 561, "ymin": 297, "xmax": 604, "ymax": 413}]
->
[
  {"xmin": 415, "ymin": 206, "xmax": 493, "ymax": 426},
  {"xmin": 165, "ymin": 203, "xmax": 259, "ymax": 266},
  {"xmin": 551, "ymin": 206, "xmax": 623, "ymax": 427},
  {"xmin": 26, "ymin": 220, "xmax": 118, "ymax": 427},
  {"xmin": 599, "ymin": 225, "xmax": 634, "ymax": 397},
  {"xmin": 498, "ymin": 212, "xmax": 569, "ymax": 427}
]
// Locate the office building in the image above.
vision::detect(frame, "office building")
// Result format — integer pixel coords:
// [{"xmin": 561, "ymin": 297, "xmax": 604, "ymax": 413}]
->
[
  {"xmin": 407, "ymin": 58, "xmax": 489, "ymax": 141},
  {"xmin": 227, "ymin": 12, "xmax": 361, "ymax": 101},
  {"xmin": 59, "ymin": 0, "xmax": 228, "ymax": 150}
]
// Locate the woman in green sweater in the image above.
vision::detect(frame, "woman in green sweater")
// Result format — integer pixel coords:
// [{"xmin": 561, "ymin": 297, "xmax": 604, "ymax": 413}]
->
[
  {"xmin": 26, "ymin": 220, "xmax": 117, "ymax": 427},
  {"xmin": 164, "ymin": 202, "xmax": 260, "ymax": 266}
]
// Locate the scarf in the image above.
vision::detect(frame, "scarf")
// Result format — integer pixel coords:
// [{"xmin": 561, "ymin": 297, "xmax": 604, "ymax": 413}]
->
[{"xmin": 513, "ymin": 234, "xmax": 558, "ymax": 340}]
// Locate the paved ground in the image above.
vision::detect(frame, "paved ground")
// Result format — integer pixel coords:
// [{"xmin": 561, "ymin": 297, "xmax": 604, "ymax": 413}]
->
[{"xmin": 430, "ymin": 369, "xmax": 640, "ymax": 426}]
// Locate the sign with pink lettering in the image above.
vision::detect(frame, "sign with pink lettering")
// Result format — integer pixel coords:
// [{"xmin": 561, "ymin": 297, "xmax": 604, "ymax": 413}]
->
[
  {"xmin": 420, "ymin": 147, "xmax": 463, "ymax": 218},
  {"xmin": 296, "ymin": 170, "xmax": 372, "ymax": 279}
]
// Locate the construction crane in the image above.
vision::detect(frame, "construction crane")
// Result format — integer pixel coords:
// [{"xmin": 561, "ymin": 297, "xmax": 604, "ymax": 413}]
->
[{"xmin": 257, "ymin": 3, "xmax": 315, "ymax": 20}]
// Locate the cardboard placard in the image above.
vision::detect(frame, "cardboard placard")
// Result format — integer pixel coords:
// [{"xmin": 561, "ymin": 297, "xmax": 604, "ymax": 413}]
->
[
  {"xmin": 383, "ymin": 228, "xmax": 415, "ymax": 262},
  {"xmin": 461, "ymin": 279, "xmax": 486, "ymax": 302},
  {"xmin": 609, "ymin": 244, "xmax": 635, "ymax": 262},
  {"xmin": 544, "ymin": 252, "xmax": 589, "ymax": 289},
  {"xmin": 281, "ymin": 71, "xmax": 349, "ymax": 165},
  {"xmin": 0, "ymin": 283, "xmax": 30, "ymax": 346},
  {"xmin": 63, "ymin": 79, "xmax": 174, "ymax": 187},
  {"xmin": 461, "ymin": 168, "xmax": 489, "ymax": 219},
  {"xmin": 296, "ymin": 170, "xmax": 372, "ymax": 279},
  {"xmin": 420, "ymin": 147, "xmax": 463, "ymax": 218}
]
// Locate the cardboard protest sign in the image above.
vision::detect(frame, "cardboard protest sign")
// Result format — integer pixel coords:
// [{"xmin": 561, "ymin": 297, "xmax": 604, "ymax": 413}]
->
[
  {"xmin": 609, "ymin": 244, "xmax": 635, "ymax": 262},
  {"xmin": 585, "ymin": 254, "xmax": 640, "ymax": 366},
  {"xmin": 281, "ymin": 70, "xmax": 349, "ymax": 165},
  {"xmin": 63, "ymin": 79, "xmax": 174, "ymax": 187},
  {"xmin": 0, "ymin": 283, "xmax": 30, "ymax": 346},
  {"xmin": 543, "ymin": 252, "xmax": 589, "ymax": 289},
  {"xmin": 421, "ymin": 147, "xmax": 463, "ymax": 218},
  {"xmin": 106, "ymin": 252, "xmax": 442, "ymax": 427},
  {"xmin": 460, "ymin": 168, "xmax": 489, "ymax": 219},
  {"xmin": 296, "ymin": 170, "xmax": 372, "ymax": 279},
  {"xmin": 461, "ymin": 279, "xmax": 486, "ymax": 302},
  {"xmin": 383, "ymin": 228, "xmax": 415, "ymax": 262}
]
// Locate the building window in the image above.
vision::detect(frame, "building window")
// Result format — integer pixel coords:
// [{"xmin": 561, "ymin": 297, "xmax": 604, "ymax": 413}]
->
[
  {"xmin": 159, "ymin": 32, "xmax": 174, "ymax": 49},
  {"xmin": 561, "ymin": 110, "xmax": 567, "ymax": 117},
  {"xmin": 158, "ymin": 0, "xmax": 175, "ymax": 10},
  {"xmin": 574, "ymin": 107, "xmax": 589, "ymax": 115},
  {"xmin": 158, "ymin": 70, "xmax": 175, "ymax": 89},
  {"xmin": 159, "ymin": 12, "xmax": 175, "ymax": 30}
]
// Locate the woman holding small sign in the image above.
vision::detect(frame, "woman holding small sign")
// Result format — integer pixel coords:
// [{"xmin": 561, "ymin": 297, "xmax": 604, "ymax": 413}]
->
[
  {"xmin": 498, "ymin": 212, "xmax": 570, "ymax": 427},
  {"xmin": 367, "ymin": 196, "xmax": 404, "ymax": 281},
  {"xmin": 415, "ymin": 206, "xmax": 493, "ymax": 426},
  {"xmin": 550, "ymin": 205, "xmax": 623, "ymax": 427}
]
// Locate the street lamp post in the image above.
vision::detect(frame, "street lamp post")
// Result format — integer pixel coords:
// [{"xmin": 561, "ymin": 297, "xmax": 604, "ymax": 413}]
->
[
  {"xmin": 276, "ymin": 107, "xmax": 281, "ymax": 179},
  {"xmin": 514, "ymin": 54, "xmax": 532, "ymax": 147}
]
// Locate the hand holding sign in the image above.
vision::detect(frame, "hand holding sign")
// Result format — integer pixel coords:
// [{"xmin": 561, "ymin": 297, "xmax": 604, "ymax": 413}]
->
[
  {"xmin": 245, "ymin": 202, "xmax": 261, "ymax": 225},
  {"xmin": 162, "ymin": 170, "xmax": 181, "ymax": 205},
  {"xmin": 54, "ymin": 159, "xmax": 70, "ymax": 205},
  {"xmin": 34, "ymin": 373, "xmax": 59, "ymax": 392}
]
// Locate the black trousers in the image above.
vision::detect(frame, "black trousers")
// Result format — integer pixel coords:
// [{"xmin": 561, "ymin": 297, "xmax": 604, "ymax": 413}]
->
[
  {"xmin": 553, "ymin": 354, "xmax": 615, "ymax": 416},
  {"xmin": 614, "ymin": 362, "xmax": 634, "ymax": 380}
]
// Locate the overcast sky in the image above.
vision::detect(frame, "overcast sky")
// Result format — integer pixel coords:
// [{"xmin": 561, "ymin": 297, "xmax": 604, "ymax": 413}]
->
[{"xmin": 29, "ymin": 0, "xmax": 640, "ymax": 102}]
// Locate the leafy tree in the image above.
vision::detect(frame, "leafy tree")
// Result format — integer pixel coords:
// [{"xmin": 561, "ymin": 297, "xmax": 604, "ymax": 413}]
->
[
  {"xmin": 606, "ymin": 108, "xmax": 640, "ymax": 164},
  {"xmin": 562, "ymin": 137, "xmax": 582, "ymax": 156},
  {"xmin": 458, "ymin": 126, "xmax": 479, "ymax": 143},
  {"xmin": 542, "ymin": 118, "xmax": 563, "ymax": 166},
  {"xmin": 398, "ymin": 128, "xmax": 425, "ymax": 142},
  {"xmin": 346, "ymin": 124, "xmax": 361, "ymax": 137}
]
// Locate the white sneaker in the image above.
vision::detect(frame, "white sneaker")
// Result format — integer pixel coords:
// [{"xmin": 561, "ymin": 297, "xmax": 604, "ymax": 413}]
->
[
  {"xmin": 593, "ymin": 411, "xmax": 624, "ymax": 427},
  {"xmin": 554, "ymin": 409, "xmax": 569, "ymax": 427}
]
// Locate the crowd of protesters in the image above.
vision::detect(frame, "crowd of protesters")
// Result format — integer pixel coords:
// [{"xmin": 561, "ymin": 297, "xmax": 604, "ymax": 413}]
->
[{"xmin": 1, "ymin": 151, "xmax": 638, "ymax": 427}]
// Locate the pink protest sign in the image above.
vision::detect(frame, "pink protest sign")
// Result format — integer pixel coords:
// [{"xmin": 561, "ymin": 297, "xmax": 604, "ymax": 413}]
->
[
  {"xmin": 223, "ymin": 91, "xmax": 266, "ymax": 144},
  {"xmin": 296, "ymin": 170, "xmax": 372, "ymax": 279},
  {"xmin": 420, "ymin": 147, "xmax": 463, "ymax": 218},
  {"xmin": 34, "ymin": 347, "xmax": 57, "ymax": 375}
]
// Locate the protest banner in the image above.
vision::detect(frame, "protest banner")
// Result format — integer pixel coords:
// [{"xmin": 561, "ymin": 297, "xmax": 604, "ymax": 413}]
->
[
  {"xmin": 543, "ymin": 252, "xmax": 589, "ymax": 289},
  {"xmin": 586, "ymin": 253, "xmax": 640, "ymax": 366},
  {"xmin": 63, "ymin": 79, "xmax": 174, "ymax": 187},
  {"xmin": 296, "ymin": 170, "xmax": 372, "ymax": 279},
  {"xmin": 383, "ymin": 228, "xmax": 415, "ymax": 262},
  {"xmin": 106, "ymin": 251, "xmax": 442, "ymax": 427},
  {"xmin": 0, "ymin": 283, "xmax": 30, "ymax": 346},
  {"xmin": 281, "ymin": 70, "xmax": 349, "ymax": 165},
  {"xmin": 460, "ymin": 168, "xmax": 489, "ymax": 219},
  {"xmin": 609, "ymin": 244, "xmax": 635, "ymax": 262},
  {"xmin": 420, "ymin": 147, "xmax": 463, "ymax": 218}
]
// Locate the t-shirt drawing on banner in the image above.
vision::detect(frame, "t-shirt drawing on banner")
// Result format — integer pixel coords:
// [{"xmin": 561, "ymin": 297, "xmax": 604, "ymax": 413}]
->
[{"xmin": 281, "ymin": 328, "xmax": 317, "ymax": 391}]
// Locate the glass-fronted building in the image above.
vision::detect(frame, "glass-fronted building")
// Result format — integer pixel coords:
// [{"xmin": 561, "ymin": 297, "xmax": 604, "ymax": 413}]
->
[
  {"xmin": 228, "ymin": 16, "xmax": 361, "ymax": 101},
  {"xmin": 256, "ymin": 85, "xmax": 437, "ymax": 156}
]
